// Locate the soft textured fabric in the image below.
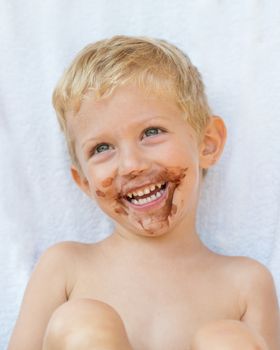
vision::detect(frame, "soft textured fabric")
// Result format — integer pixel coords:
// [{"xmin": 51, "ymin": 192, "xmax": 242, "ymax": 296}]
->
[{"xmin": 1, "ymin": 1, "xmax": 280, "ymax": 348}]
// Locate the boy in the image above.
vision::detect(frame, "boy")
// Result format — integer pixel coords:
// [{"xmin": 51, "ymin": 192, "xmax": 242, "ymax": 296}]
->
[{"xmin": 9, "ymin": 35, "xmax": 280, "ymax": 349}]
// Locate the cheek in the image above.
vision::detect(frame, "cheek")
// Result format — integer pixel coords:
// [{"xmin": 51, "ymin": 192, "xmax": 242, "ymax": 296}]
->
[
  {"xmin": 91, "ymin": 179, "xmax": 117, "ymax": 201},
  {"xmin": 162, "ymin": 141, "xmax": 199, "ymax": 169},
  {"xmin": 86, "ymin": 167, "xmax": 122, "ymax": 216},
  {"xmin": 165, "ymin": 142, "xmax": 200, "ymax": 215},
  {"xmin": 96, "ymin": 195, "xmax": 129, "ymax": 224},
  {"xmin": 172, "ymin": 165, "xmax": 200, "ymax": 217},
  {"xmin": 86, "ymin": 163, "xmax": 115, "ymax": 194}
]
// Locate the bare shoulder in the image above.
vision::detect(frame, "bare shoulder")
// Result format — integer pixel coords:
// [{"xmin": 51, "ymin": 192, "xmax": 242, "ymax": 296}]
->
[
  {"xmin": 216, "ymin": 255, "xmax": 275, "ymax": 290},
  {"xmin": 37, "ymin": 241, "xmax": 98, "ymax": 281},
  {"xmin": 40, "ymin": 241, "xmax": 93, "ymax": 263},
  {"xmin": 26, "ymin": 239, "xmax": 97, "ymax": 299},
  {"xmin": 225, "ymin": 255, "xmax": 278, "ymax": 307},
  {"xmin": 207, "ymin": 253, "xmax": 278, "ymax": 307}
]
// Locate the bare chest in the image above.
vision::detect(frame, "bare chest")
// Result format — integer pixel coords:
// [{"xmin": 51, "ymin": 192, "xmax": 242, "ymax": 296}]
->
[{"xmin": 69, "ymin": 260, "xmax": 240, "ymax": 350}]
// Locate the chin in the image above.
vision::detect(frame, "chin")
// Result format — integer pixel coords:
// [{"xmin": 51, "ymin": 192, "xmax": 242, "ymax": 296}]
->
[{"xmin": 135, "ymin": 216, "xmax": 173, "ymax": 236}]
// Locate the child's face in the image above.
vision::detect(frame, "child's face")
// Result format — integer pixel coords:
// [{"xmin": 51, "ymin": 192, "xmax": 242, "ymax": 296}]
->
[{"xmin": 68, "ymin": 84, "xmax": 218, "ymax": 238}]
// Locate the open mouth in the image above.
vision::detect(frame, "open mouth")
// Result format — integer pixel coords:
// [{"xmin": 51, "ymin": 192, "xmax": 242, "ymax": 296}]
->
[{"xmin": 125, "ymin": 182, "xmax": 168, "ymax": 206}]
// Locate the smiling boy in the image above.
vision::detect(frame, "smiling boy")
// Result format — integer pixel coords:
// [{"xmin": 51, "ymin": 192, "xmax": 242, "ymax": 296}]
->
[{"xmin": 9, "ymin": 36, "xmax": 280, "ymax": 350}]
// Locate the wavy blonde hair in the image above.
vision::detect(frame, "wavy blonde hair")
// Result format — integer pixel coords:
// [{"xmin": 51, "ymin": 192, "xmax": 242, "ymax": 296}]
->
[{"xmin": 53, "ymin": 35, "xmax": 211, "ymax": 170}]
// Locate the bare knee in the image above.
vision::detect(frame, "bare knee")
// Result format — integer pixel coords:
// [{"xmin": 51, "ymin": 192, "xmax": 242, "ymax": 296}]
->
[
  {"xmin": 190, "ymin": 320, "xmax": 268, "ymax": 350},
  {"xmin": 42, "ymin": 299, "xmax": 132, "ymax": 350}
]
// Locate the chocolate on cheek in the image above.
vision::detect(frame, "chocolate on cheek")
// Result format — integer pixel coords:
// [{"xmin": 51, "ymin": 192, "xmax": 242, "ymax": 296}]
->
[
  {"xmin": 96, "ymin": 180, "xmax": 129, "ymax": 216},
  {"xmin": 101, "ymin": 177, "xmax": 114, "ymax": 188},
  {"xmin": 113, "ymin": 191, "xmax": 130, "ymax": 216},
  {"xmin": 95, "ymin": 177, "xmax": 114, "ymax": 198},
  {"xmin": 114, "ymin": 206, "xmax": 128, "ymax": 216},
  {"xmin": 96, "ymin": 189, "xmax": 106, "ymax": 198},
  {"xmin": 159, "ymin": 166, "xmax": 188, "ymax": 186}
]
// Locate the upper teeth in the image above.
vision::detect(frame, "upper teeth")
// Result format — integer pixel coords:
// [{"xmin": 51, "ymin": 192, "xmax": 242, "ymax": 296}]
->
[{"xmin": 127, "ymin": 182, "xmax": 164, "ymax": 198}]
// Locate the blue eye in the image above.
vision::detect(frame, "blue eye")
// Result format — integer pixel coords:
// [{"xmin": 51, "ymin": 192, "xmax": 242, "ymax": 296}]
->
[
  {"xmin": 93, "ymin": 143, "xmax": 112, "ymax": 155},
  {"xmin": 143, "ymin": 127, "xmax": 163, "ymax": 138}
]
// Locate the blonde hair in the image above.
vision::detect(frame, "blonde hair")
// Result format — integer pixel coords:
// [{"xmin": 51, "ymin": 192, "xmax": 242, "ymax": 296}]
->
[{"xmin": 53, "ymin": 35, "xmax": 212, "ymax": 169}]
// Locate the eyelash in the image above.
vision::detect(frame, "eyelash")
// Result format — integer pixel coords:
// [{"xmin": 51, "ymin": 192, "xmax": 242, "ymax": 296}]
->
[
  {"xmin": 91, "ymin": 143, "xmax": 113, "ymax": 156},
  {"xmin": 90, "ymin": 127, "xmax": 166, "ymax": 157},
  {"xmin": 142, "ymin": 127, "xmax": 165, "ymax": 138}
]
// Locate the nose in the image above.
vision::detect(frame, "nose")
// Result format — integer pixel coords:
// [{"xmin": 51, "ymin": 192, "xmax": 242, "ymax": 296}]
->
[{"xmin": 118, "ymin": 144, "xmax": 150, "ymax": 177}]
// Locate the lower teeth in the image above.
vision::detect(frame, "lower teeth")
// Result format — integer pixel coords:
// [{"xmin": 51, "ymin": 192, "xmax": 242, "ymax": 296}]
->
[{"xmin": 131, "ymin": 189, "xmax": 164, "ymax": 205}]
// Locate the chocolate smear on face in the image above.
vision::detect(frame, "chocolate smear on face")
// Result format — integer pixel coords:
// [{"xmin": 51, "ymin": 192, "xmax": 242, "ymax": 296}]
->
[
  {"xmin": 96, "ymin": 189, "xmax": 106, "ymax": 197},
  {"xmin": 126, "ymin": 169, "xmax": 145, "ymax": 180},
  {"xmin": 101, "ymin": 177, "xmax": 113, "ymax": 188},
  {"xmin": 98, "ymin": 167, "xmax": 188, "ymax": 236},
  {"xmin": 130, "ymin": 167, "xmax": 188, "ymax": 235},
  {"xmin": 157, "ymin": 167, "xmax": 188, "ymax": 186},
  {"xmin": 114, "ymin": 206, "xmax": 128, "ymax": 216}
]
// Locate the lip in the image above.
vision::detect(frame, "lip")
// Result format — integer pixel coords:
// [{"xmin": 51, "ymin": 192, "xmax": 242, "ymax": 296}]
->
[{"xmin": 124, "ymin": 182, "xmax": 169, "ymax": 212}]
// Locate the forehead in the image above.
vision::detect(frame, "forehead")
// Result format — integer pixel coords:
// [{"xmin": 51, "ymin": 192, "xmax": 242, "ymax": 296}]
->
[{"xmin": 66, "ymin": 84, "xmax": 185, "ymax": 137}]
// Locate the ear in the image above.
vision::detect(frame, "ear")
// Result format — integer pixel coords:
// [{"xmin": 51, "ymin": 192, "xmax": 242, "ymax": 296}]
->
[
  {"xmin": 71, "ymin": 165, "xmax": 91, "ymax": 197},
  {"xmin": 199, "ymin": 116, "xmax": 227, "ymax": 169}
]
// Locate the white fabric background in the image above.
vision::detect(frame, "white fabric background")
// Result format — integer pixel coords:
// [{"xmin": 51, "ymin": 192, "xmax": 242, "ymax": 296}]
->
[{"xmin": 1, "ymin": 1, "xmax": 280, "ymax": 348}]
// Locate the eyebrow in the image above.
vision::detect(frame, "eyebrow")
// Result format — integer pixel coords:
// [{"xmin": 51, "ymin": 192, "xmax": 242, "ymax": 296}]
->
[
  {"xmin": 82, "ymin": 137, "xmax": 101, "ymax": 149},
  {"xmin": 81, "ymin": 115, "xmax": 170, "ymax": 148}
]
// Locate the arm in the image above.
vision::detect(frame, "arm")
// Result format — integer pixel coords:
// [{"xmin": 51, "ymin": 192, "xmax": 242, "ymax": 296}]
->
[
  {"xmin": 8, "ymin": 242, "xmax": 76, "ymax": 350},
  {"xmin": 240, "ymin": 260, "xmax": 280, "ymax": 350}
]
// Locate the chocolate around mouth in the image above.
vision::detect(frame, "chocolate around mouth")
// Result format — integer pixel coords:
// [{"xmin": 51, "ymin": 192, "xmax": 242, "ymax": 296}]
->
[{"xmin": 114, "ymin": 167, "xmax": 188, "ymax": 220}]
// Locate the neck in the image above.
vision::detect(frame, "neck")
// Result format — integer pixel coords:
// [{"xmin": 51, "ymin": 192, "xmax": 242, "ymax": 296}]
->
[{"xmin": 109, "ymin": 214, "xmax": 206, "ymax": 261}]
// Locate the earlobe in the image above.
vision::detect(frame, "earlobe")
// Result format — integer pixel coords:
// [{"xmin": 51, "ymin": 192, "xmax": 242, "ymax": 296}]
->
[
  {"xmin": 71, "ymin": 166, "xmax": 91, "ymax": 197},
  {"xmin": 199, "ymin": 116, "xmax": 227, "ymax": 169}
]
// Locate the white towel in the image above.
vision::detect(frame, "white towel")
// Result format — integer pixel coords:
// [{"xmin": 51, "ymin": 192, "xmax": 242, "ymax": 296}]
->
[{"xmin": 1, "ymin": 1, "xmax": 280, "ymax": 348}]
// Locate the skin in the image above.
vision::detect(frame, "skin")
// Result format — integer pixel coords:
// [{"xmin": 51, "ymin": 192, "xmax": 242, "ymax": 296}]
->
[{"xmin": 8, "ymin": 84, "xmax": 280, "ymax": 350}]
